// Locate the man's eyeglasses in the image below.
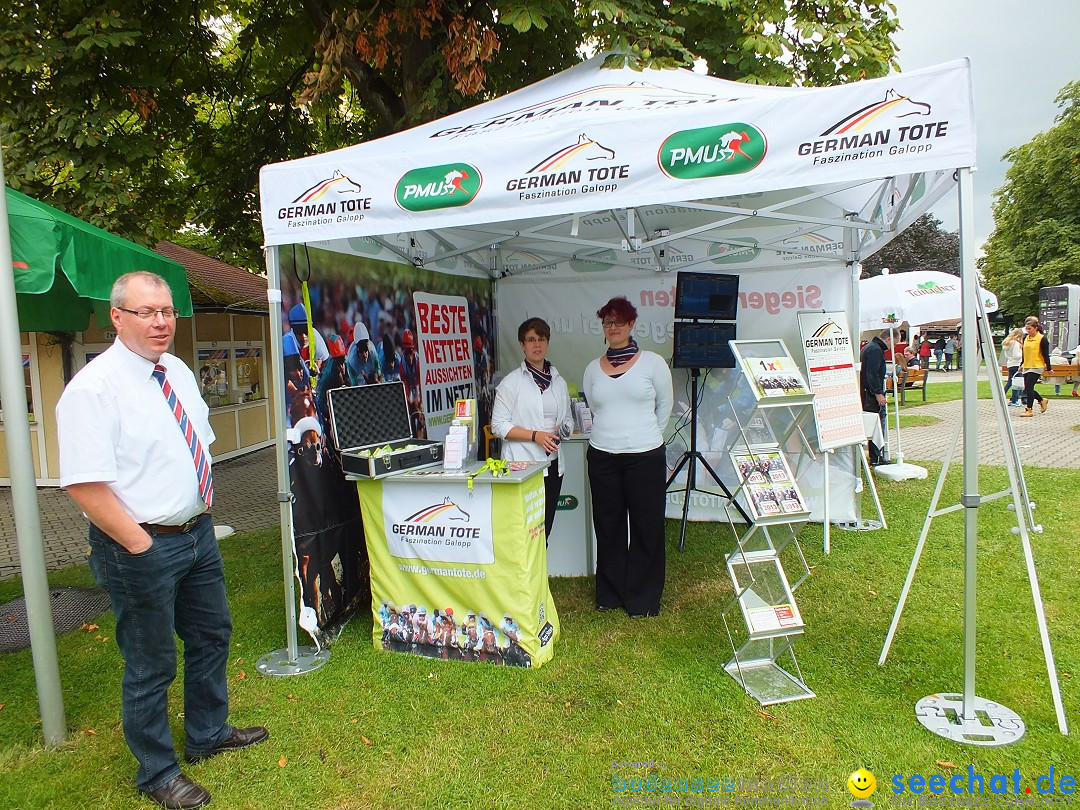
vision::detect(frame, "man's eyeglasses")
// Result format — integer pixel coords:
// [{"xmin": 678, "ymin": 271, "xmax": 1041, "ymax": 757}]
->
[
  {"xmin": 117, "ymin": 307, "xmax": 180, "ymax": 321},
  {"xmin": 602, "ymin": 319, "xmax": 627, "ymax": 329},
  {"xmin": 523, "ymin": 336, "xmax": 548, "ymax": 344}
]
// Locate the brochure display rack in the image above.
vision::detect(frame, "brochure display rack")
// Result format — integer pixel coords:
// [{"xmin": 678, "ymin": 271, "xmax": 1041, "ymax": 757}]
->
[{"xmin": 720, "ymin": 340, "xmax": 816, "ymax": 706}]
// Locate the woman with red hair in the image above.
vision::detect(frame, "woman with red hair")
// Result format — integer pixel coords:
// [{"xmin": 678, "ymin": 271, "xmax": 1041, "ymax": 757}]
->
[{"xmin": 583, "ymin": 296, "xmax": 673, "ymax": 618}]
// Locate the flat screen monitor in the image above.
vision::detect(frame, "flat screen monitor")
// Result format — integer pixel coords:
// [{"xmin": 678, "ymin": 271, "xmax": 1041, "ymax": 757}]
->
[
  {"xmin": 672, "ymin": 322, "xmax": 737, "ymax": 369},
  {"xmin": 674, "ymin": 271, "xmax": 739, "ymax": 321}
]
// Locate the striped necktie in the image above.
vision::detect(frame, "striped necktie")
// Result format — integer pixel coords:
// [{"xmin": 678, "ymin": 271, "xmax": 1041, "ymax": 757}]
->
[{"xmin": 152, "ymin": 364, "xmax": 214, "ymax": 507}]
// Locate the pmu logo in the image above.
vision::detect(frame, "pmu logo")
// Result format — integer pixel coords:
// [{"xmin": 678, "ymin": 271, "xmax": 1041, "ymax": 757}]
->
[
  {"xmin": 405, "ymin": 497, "xmax": 471, "ymax": 523},
  {"xmin": 395, "ymin": 163, "xmax": 482, "ymax": 211},
  {"xmin": 556, "ymin": 495, "xmax": 579, "ymax": 511},
  {"xmin": 658, "ymin": 124, "xmax": 767, "ymax": 179},
  {"xmin": 708, "ymin": 240, "xmax": 759, "ymax": 265}
]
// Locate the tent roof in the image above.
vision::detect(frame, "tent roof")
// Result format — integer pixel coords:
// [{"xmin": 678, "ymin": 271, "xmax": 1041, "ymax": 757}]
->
[
  {"xmin": 154, "ymin": 241, "xmax": 268, "ymax": 313},
  {"xmin": 259, "ymin": 55, "xmax": 975, "ymax": 280},
  {"xmin": 6, "ymin": 187, "xmax": 192, "ymax": 331}
]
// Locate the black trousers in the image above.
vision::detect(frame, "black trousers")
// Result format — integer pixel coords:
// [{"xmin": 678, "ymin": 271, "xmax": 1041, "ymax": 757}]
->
[
  {"xmin": 587, "ymin": 445, "xmax": 666, "ymax": 615},
  {"xmin": 543, "ymin": 456, "xmax": 562, "ymax": 544},
  {"xmin": 1023, "ymin": 371, "xmax": 1044, "ymax": 407}
]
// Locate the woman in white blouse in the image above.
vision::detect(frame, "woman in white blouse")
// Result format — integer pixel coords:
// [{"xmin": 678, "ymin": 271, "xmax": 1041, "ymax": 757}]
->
[
  {"xmin": 583, "ymin": 296, "xmax": 673, "ymax": 618},
  {"xmin": 491, "ymin": 318, "xmax": 573, "ymax": 543}
]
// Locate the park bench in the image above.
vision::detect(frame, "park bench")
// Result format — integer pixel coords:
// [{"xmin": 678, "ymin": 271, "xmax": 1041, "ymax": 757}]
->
[
  {"xmin": 887, "ymin": 366, "xmax": 927, "ymax": 404},
  {"xmin": 1000, "ymin": 364, "xmax": 1080, "ymax": 387}
]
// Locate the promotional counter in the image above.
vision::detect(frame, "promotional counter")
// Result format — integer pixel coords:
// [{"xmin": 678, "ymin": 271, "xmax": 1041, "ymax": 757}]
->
[{"xmin": 353, "ymin": 461, "xmax": 560, "ymax": 667}]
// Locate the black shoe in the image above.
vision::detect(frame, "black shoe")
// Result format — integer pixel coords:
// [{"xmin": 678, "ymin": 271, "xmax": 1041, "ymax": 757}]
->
[
  {"xmin": 628, "ymin": 609, "xmax": 660, "ymax": 619},
  {"xmin": 145, "ymin": 774, "xmax": 210, "ymax": 809},
  {"xmin": 596, "ymin": 604, "xmax": 619, "ymax": 612},
  {"xmin": 186, "ymin": 725, "xmax": 269, "ymax": 764}
]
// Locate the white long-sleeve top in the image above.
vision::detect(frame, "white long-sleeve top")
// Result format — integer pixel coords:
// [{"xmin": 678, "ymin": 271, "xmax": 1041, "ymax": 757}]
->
[
  {"xmin": 583, "ymin": 351, "xmax": 673, "ymax": 454},
  {"xmin": 1002, "ymin": 339, "xmax": 1023, "ymax": 367},
  {"xmin": 491, "ymin": 361, "xmax": 573, "ymax": 468}
]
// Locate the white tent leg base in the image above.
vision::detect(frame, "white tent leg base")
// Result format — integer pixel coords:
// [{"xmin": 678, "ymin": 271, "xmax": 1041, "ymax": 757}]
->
[
  {"xmin": 873, "ymin": 462, "xmax": 928, "ymax": 481},
  {"xmin": 834, "ymin": 519, "xmax": 885, "ymax": 531},
  {"xmin": 256, "ymin": 646, "xmax": 331, "ymax": 677},
  {"xmin": 915, "ymin": 694, "xmax": 1025, "ymax": 746}
]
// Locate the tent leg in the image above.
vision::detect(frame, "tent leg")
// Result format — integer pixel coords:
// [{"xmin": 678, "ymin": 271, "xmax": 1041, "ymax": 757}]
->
[
  {"xmin": 255, "ymin": 245, "xmax": 329, "ymax": 678},
  {"xmin": 0, "ymin": 145, "xmax": 67, "ymax": 744}
]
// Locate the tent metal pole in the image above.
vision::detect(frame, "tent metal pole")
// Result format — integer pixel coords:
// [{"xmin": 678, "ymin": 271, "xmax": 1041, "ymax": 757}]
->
[
  {"xmin": 958, "ymin": 167, "xmax": 979, "ymax": 719},
  {"xmin": 0, "ymin": 147, "xmax": 67, "ymax": 744},
  {"xmin": 255, "ymin": 244, "xmax": 329, "ymax": 677},
  {"xmin": 909, "ymin": 167, "xmax": 1025, "ymax": 745}
]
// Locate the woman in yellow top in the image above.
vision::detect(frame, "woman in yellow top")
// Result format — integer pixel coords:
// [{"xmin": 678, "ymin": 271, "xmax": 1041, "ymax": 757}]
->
[{"xmin": 1019, "ymin": 316, "xmax": 1052, "ymax": 417}]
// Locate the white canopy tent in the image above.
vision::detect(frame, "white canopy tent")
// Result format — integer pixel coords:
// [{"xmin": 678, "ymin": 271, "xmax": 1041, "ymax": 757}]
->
[
  {"xmin": 255, "ymin": 55, "xmax": 1059, "ymax": 739},
  {"xmin": 260, "ymin": 55, "xmax": 974, "ymax": 280}
]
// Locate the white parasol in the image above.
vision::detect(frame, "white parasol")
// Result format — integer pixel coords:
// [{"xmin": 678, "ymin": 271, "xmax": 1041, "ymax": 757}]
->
[{"xmin": 859, "ymin": 269, "xmax": 999, "ymax": 332}]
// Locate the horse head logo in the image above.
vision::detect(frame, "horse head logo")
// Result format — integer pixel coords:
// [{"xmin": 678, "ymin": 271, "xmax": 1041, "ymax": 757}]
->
[
  {"xmin": 441, "ymin": 496, "xmax": 470, "ymax": 521},
  {"xmin": 527, "ymin": 133, "xmax": 615, "ymax": 173},
  {"xmin": 405, "ymin": 498, "xmax": 472, "ymax": 524},
  {"xmin": 293, "ymin": 170, "xmax": 363, "ymax": 203},
  {"xmin": 882, "ymin": 88, "xmax": 931, "ymax": 119},
  {"xmin": 822, "ymin": 90, "xmax": 932, "ymax": 136}
]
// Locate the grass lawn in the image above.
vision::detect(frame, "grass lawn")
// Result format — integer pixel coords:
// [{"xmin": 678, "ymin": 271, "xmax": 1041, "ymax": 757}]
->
[{"xmin": 1, "ymin": 463, "xmax": 1078, "ymax": 809}]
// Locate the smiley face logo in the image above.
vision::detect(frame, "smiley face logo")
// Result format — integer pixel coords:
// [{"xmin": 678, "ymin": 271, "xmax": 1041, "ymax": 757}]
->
[{"xmin": 847, "ymin": 768, "xmax": 877, "ymax": 799}]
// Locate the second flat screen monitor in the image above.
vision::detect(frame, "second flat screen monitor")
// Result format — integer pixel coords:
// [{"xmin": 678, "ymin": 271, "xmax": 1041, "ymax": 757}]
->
[
  {"xmin": 674, "ymin": 271, "xmax": 739, "ymax": 321},
  {"xmin": 672, "ymin": 322, "xmax": 737, "ymax": 369}
]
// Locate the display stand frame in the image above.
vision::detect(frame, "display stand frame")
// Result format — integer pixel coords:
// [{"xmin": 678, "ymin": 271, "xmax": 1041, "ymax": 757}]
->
[{"xmin": 718, "ymin": 343, "xmax": 817, "ymax": 706}]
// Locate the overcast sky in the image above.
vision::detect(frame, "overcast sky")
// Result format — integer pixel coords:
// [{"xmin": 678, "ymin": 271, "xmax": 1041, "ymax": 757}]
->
[{"xmin": 890, "ymin": 0, "xmax": 1078, "ymax": 248}]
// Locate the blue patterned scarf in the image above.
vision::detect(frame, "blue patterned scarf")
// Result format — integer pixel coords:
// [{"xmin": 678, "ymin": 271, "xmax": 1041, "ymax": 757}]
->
[
  {"xmin": 606, "ymin": 339, "xmax": 639, "ymax": 368},
  {"xmin": 526, "ymin": 360, "xmax": 552, "ymax": 392}
]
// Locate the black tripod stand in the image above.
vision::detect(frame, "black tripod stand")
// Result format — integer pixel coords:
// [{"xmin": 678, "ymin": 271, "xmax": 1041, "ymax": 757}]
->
[{"xmin": 666, "ymin": 367, "xmax": 751, "ymax": 551}]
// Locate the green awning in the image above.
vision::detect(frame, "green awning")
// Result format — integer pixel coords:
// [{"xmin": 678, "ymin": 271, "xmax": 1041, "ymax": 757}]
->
[{"xmin": 5, "ymin": 187, "xmax": 192, "ymax": 331}]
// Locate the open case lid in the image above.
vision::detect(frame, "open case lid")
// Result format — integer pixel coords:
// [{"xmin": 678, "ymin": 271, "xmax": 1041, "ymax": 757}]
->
[{"xmin": 328, "ymin": 382, "xmax": 412, "ymax": 449}]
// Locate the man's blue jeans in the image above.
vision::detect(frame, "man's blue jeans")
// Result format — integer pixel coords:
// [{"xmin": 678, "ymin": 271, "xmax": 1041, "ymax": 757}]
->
[{"xmin": 88, "ymin": 514, "xmax": 232, "ymax": 793}]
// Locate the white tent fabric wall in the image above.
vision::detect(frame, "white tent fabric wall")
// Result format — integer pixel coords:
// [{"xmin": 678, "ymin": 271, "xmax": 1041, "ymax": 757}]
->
[
  {"xmin": 258, "ymin": 55, "xmax": 977, "ymax": 528},
  {"xmin": 495, "ymin": 263, "xmax": 856, "ymax": 520}
]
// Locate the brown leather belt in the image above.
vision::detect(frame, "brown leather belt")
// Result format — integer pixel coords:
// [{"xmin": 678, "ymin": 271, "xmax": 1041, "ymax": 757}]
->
[{"xmin": 141, "ymin": 514, "xmax": 208, "ymax": 535}]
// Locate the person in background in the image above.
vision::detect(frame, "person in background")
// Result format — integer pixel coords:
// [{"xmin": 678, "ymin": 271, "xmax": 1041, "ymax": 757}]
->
[
  {"xmin": 918, "ymin": 335, "xmax": 932, "ymax": 369},
  {"xmin": 1001, "ymin": 327, "xmax": 1024, "ymax": 406},
  {"xmin": 491, "ymin": 317, "xmax": 573, "ymax": 542},
  {"xmin": 583, "ymin": 296, "xmax": 673, "ymax": 619},
  {"xmin": 345, "ymin": 320, "xmax": 381, "ymax": 386},
  {"xmin": 1071, "ymin": 345, "xmax": 1080, "ymax": 397},
  {"xmin": 283, "ymin": 302, "xmax": 329, "ymax": 370},
  {"xmin": 934, "ymin": 336, "xmax": 946, "ymax": 371},
  {"xmin": 860, "ymin": 329, "xmax": 890, "ymax": 463},
  {"xmin": 315, "ymin": 334, "xmax": 349, "ymax": 426},
  {"xmin": 1019, "ymin": 316, "xmax": 1051, "ymax": 417},
  {"xmin": 1050, "ymin": 346, "xmax": 1070, "ymax": 394},
  {"xmin": 55, "ymin": 272, "xmax": 268, "ymax": 810},
  {"xmin": 943, "ymin": 334, "xmax": 958, "ymax": 371},
  {"xmin": 379, "ymin": 333, "xmax": 403, "ymax": 383}
]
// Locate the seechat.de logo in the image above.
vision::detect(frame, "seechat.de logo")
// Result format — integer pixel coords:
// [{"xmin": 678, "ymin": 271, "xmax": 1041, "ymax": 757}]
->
[
  {"xmin": 395, "ymin": 163, "xmax": 482, "ymax": 211},
  {"xmin": 658, "ymin": 124, "xmax": 767, "ymax": 179}
]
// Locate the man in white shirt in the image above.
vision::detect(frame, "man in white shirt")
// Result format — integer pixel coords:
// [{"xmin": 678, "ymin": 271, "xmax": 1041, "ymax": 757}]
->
[{"xmin": 56, "ymin": 272, "xmax": 267, "ymax": 809}]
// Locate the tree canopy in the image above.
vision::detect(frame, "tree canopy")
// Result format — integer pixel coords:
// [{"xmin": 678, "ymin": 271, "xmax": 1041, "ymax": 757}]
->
[
  {"xmin": 862, "ymin": 214, "xmax": 960, "ymax": 278},
  {"xmin": 1, "ymin": 0, "xmax": 901, "ymax": 265},
  {"xmin": 980, "ymin": 81, "xmax": 1080, "ymax": 321}
]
